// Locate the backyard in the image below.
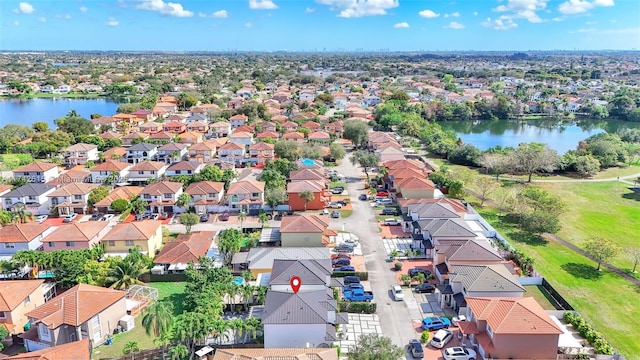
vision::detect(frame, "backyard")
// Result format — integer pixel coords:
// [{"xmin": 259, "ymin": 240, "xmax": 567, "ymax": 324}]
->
[
  {"xmin": 92, "ymin": 282, "xmax": 185, "ymax": 360},
  {"xmin": 476, "ymin": 207, "xmax": 640, "ymax": 359}
]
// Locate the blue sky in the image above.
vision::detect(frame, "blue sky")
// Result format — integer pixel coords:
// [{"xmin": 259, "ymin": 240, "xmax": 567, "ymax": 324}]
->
[{"xmin": 1, "ymin": 0, "xmax": 639, "ymax": 51}]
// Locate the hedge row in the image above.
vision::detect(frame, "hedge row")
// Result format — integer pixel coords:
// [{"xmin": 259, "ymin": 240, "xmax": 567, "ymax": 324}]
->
[
  {"xmin": 338, "ymin": 301, "xmax": 377, "ymax": 313},
  {"xmin": 331, "ymin": 271, "xmax": 369, "ymax": 280},
  {"xmin": 563, "ymin": 312, "xmax": 614, "ymax": 355}
]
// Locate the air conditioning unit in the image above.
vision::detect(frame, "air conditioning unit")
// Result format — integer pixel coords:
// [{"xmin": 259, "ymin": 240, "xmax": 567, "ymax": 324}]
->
[{"xmin": 118, "ymin": 315, "xmax": 135, "ymax": 332}]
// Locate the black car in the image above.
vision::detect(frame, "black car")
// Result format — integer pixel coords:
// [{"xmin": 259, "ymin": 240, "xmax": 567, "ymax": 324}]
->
[
  {"xmin": 415, "ymin": 283, "xmax": 436, "ymax": 293},
  {"xmin": 359, "ymin": 193, "xmax": 368, "ymax": 201},
  {"xmin": 408, "ymin": 339, "xmax": 424, "ymax": 358},
  {"xmin": 408, "ymin": 268, "xmax": 432, "ymax": 278},
  {"xmin": 335, "ymin": 244, "xmax": 354, "ymax": 252},
  {"xmin": 331, "ymin": 210, "xmax": 340, "ymax": 218},
  {"xmin": 343, "ymin": 275, "xmax": 361, "ymax": 284},
  {"xmin": 381, "ymin": 207, "xmax": 399, "ymax": 215},
  {"xmin": 332, "ymin": 258, "xmax": 351, "ymax": 267},
  {"xmin": 90, "ymin": 213, "xmax": 104, "ymax": 221},
  {"xmin": 200, "ymin": 213, "xmax": 210, "ymax": 222}
]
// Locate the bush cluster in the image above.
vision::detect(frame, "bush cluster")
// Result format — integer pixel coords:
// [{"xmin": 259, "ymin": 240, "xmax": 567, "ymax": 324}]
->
[
  {"xmin": 563, "ymin": 312, "xmax": 614, "ymax": 355},
  {"xmin": 338, "ymin": 301, "xmax": 377, "ymax": 313},
  {"xmin": 331, "ymin": 271, "xmax": 369, "ymax": 280}
]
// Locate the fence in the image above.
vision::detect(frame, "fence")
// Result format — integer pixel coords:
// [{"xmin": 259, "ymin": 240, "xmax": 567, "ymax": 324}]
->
[
  {"xmin": 541, "ymin": 278, "xmax": 574, "ymax": 311},
  {"xmin": 140, "ymin": 273, "xmax": 187, "ymax": 283}
]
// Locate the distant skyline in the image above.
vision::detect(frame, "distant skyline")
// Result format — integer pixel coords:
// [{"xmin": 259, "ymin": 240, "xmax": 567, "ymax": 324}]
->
[{"xmin": 1, "ymin": 0, "xmax": 639, "ymax": 51}]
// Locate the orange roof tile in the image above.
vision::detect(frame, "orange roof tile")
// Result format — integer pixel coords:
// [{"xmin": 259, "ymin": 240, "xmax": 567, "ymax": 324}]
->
[
  {"xmin": 280, "ymin": 214, "xmax": 328, "ymax": 233},
  {"xmin": 45, "ymin": 221, "xmax": 109, "ymax": 242},
  {"xmin": 0, "ymin": 280, "xmax": 44, "ymax": 312},
  {"xmin": 13, "ymin": 162, "xmax": 58, "ymax": 173},
  {"xmin": 102, "ymin": 220, "xmax": 162, "ymax": 241},
  {"xmin": 0, "ymin": 224, "xmax": 50, "ymax": 243},
  {"xmin": 6, "ymin": 338, "xmax": 90, "ymax": 360},
  {"xmin": 466, "ymin": 297, "xmax": 563, "ymax": 335}
]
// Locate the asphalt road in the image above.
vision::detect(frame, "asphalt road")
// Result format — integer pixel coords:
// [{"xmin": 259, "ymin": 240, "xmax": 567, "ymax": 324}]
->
[{"xmin": 330, "ymin": 154, "xmax": 419, "ymax": 352}]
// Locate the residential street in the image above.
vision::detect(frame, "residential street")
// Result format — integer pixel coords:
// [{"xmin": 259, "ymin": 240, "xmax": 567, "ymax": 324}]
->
[{"xmin": 330, "ymin": 153, "xmax": 419, "ymax": 352}]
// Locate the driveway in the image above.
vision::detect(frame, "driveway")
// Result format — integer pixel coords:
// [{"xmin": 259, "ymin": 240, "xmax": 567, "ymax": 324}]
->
[{"xmin": 330, "ymin": 154, "xmax": 419, "ymax": 354}]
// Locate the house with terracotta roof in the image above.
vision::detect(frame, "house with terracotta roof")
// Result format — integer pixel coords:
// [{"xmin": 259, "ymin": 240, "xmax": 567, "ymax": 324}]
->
[
  {"xmin": 45, "ymin": 169, "xmax": 90, "ymax": 187},
  {"xmin": 286, "ymin": 180, "xmax": 329, "ymax": 211},
  {"xmin": 229, "ymin": 131, "xmax": 254, "ymax": 147},
  {"xmin": 234, "ymin": 124, "xmax": 255, "ymax": 134},
  {"xmin": 121, "ymin": 131, "xmax": 149, "ymax": 147},
  {"xmin": 218, "ymin": 142, "xmax": 246, "ymax": 166},
  {"xmin": 62, "ymin": 143, "xmax": 99, "ymax": 167},
  {"xmin": 459, "ymin": 297, "xmax": 563, "ymax": 360},
  {"xmin": 0, "ymin": 280, "xmax": 47, "ymax": 335},
  {"xmin": 90, "ymin": 161, "xmax": 131, "ymax": 185},
  {"xmin": 131, "ymin": 109, "xmax": 153, "ymax": 122},
  {"xmin": 227, "ymin": 97, "xmax": 244, "ymax": 110},
  {"xmin": 395, "ymin": 177, "xmax": 438, "ymax": 200},
  {"xmin": 212, "ymin": 347, "xmax": 338, "ymax": 360},
  {"xmin": 140, "ymin": 181, "xmax": 184, "ymax": 214},
  {"xmin": 93, "ymin": 186, "xmax": 143, "ymax": 214},
  {"xmin": 226, "ymin": 179, "xmax": 265, "ymax": 214},
  {"xmin": 6, "ymin": 338, "xmax": 91, "ymax": 360},
  {"xmin": 47, "ymin": 183, "xmax": 98, "ymax": 216},
  {"xmin": 256, "ymin": 131, "xmax": 279, "ymax": 141},
  {"xmin": 301, "ymin": 121, "xmax": 321, "ymax": 132},
  {"xmin": 128, "ymin": 161, "xmax": 167, "ymax": 184},
  {"xmin": 2, "ymin": 184, "xmax": 56, "ymax": 216},
  {"xmin": 42, "ymin": 221, "xmax": 110, "ymax": 252},
  {"xmin": 248, "ymin": 142, "xmax": 275, "ymax": 165},
  {"xmin": 12, "ymin": 162, "xmax": 59, "ymax": 184},
  {"xmin": 229, "ymin": 114, "xmax": 248, "ymax": 128},
  {"xmin": 138, "ymin": 121, "xmax": 162, "ymax": 134},
  {"xmin": 112, "ymin": 113, "xmax": 140, "ymax": 127},
  {"xmin": 155, "ymin": 102, "xmax": 178, "ymax": 112},
  {"xmin": 0, "ymin": 224, "xmax": 53, "ymax": 259},
  {"xmin": 22, "ymin": 284, "xmax": 127, "ymax": 351},
  {"xmin": 280, "ymin": 121, "xmax": 298, "ymax": 133},
  {"xmin": 376, "ymin": 146, "xmax": 405, "ymax": 163},
  {"xmin": 185, "ymin": 181, "xmax": 225, "ymax": 214},
  {"xmin": 188, "ymin": 141, "xmax": 218, "ymax": 163},
  {"xmin": 102, "ymin": 220, "xmax": 163, "ymax": 258},
  {"xmin": 156, "ymin": 142, "xmax": 188, "ymax": 164},
  {"xmin": 147, "ymin": 131, "xmax": 173, "ymax": 145},
  {"xmin": 165, "ymin": 161, "xmax": 203, "ymax": 177},
  {"xmin": 210, "ymin": 121, "xmax": 231, "ymax": 138},
  {"xmin": 289, "ymin": 168, "xmax": 326, "ymax": 183},
  {"xmin": 282, "ymin": 131, "xmax": 305, "ymax": 143},
  {"xmin": 186, "ymin": 121, "xmax": 209, "ymax": 133},
  {"xmin": 102, "ymin": 146, "xmax": 126, "ymax": 161},
  {"xmin": 324, "ymin": 120, "xmax": 343, "ymax": 136},
  {"xmin": 259, "ymin": 121, "xmax": 277, "ymax": 133},
  {"xmin": 279, "ymin": 215, "xmax": 330, "ymax": 247},
  {"xmin": 125, "ymin": 143, "xmax": 158, "ymax": 164},
  {"xmin": 308, "ymin": 131, "xmax": 331, "ymax": 144},
  {"xmin": 153, "ymin": 231, "xmax": 214, "ymax": 274},
  {"xmin": 91, "ymin": 117, "xmax": 118, "ymax": 132},
  {"xmin": 176, "ymin": 131, "xmax": 203, "ymax": 145},
  {"xmin": 163, "ymin": 121, "xmax": 186, "ymax": 133}
]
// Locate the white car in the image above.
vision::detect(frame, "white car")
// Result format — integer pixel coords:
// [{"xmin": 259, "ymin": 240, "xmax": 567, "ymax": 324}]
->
[
  {"xmin": 430, "ymin": 329, "xmax": 453, "ymax": 349},
  {"xmin": 101, "ymin": 214, "xmax": 115, "ymax": 221},
  {"xmin": 391, "ymin": 285, "xmax": 404, "ymax": 301},
  {"xmin": 452, "ymin": 315, "xmax": 467, "ymax": 326},
  {"xmin": 34, "ymin": 214, "xmax": 48, "ymax": 223},
  {"xmin": 384, "ymin": 218, "xmax": 401, "ymax": 226},
  {"xmin": 442, "ymin": 346, "xmax": 476, "ymax": 360},
  {"xmin": 328, "ymin": 202, "xmax": 343, "ymax": 209}
]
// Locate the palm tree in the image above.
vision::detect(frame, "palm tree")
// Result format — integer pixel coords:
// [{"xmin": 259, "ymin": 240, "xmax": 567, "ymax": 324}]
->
[
  {"xmin": 257, "ymin": 212, "xmax": 269, "ymax": 228},
  {"xmin": 243, "ymin": 317, "xmax": 262, "ymax": 343},
  {"xmin": 168, "ymin": 344, "xmax": 188, "ymax": 360},
  {"xmin": 299, "ymin": 189, "xmax": 315, "ymax": 211},
  {"xmin": 142, "ymin": 300, "xmax": 174, "ymax": 337},
  {"xmin": 240, "ymin": 284, "xmax": 254, "ymax": 311},
  {"xmin": 12, "ymin": 204, "xmax": 32, "ymax": 224},
  {"xmin": 176, "ymin": 193, "xmax": 192, "ymax": 210},
  {"xmin": 229, "ymin": 318, "xmax": 246, "ymax": 344},
  {"xmin": 105, "ymin": 258, "xmax": 146, "ymax": 290},
  {"xmin": 66, "ymin": 110, "xmax": 80, "ymax": 118},
  {"xmin": 254, "ymin": 285, "xmax": 268, "ymax": 305},
  {"xmin": 238, "ymin": 211, "xmax": 247, "ymax": 231},
  {"xmin": 122, "ymin": 341, "xmax": 140, "ymax": 355}
]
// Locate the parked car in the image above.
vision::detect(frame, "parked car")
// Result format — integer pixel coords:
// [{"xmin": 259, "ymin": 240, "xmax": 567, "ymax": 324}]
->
[
  {"xmin": 332, "ymin": 258, "xmax": 351, "ymax": 267},
  {"xmin": 343, "ymin": 275, "xmax": 361, "ymax": 285},
  {"xmin": 328, "ymin": 202, "xmax": 343, "ymax": 209},
  {"xmin": 381, "ymin": 207, "xmax": 399, "ymax": 215},
  {"xmin": 377, "ymin": 198, "xmax": 394, "ymax": 205},
  {"xmin": 376, "ymin": 191, "xmax": 389, "ymax": 197},
  {"xmin": 330, "ymin": 187, "xmax": 344, "ymax": 194},
  {"xmin": 334, "ymin": 265, "xmax": 355, "ymax": 272},
  {"xmin": 200, "ymin": 213, "xmax": 210, "ymax": 222},
  {"xmin": 343, "ymin": 288, "xmax": 374, "ymax": 302},
  {"xmin": 408, "ymin": 339, "xmax": 424, "ymax": 358},
  {"xmin": 430, "ymin": 329, "xmax": 453, "ymax": 349},
  {"xmin": 421, "ymin": 316, "xmax": 451, "ymax": 331},
  {"xmin": 150, "ymin": 213, "xmax": 160, "ymax": 220},
  {"xmin": 442, "ymin": 346, "xmax": 476, "ymax": 360},
  {"xmin": 90, "ymin": 213, "xmax": 103, "ymax": 221},
  {"xmin": 383, "ymin": 218, "xmax": 401, "ymax": 226},
  {"xmin": 219, "ymin": 211, "xmax": 230, "ymax": 221},
  {"xmin": 331, "ymin": 253, "xmax": 351, "ymax": 260},
  {"xmin": 331, "ymin": 210, "xmax": 340, "ymax": 218},
  {"xmin": 101, "ymin": 214, "xmax": 114, "ymax": 221},
  {"xmin": 408, "ymin": 268, "xmax": 432, "ymax": 278},
  {"xmin": 452, "ymin": 315, "xmax": 467, "ymax": 327},
  {"xmin": 334, "ymin": 244, "xmax": 354, "ymax": 252},
  {"xmin": 63, "ymin": 213, "xmax": 78, "ymax": 223},
  {"xmin": 343, "ymin": 283, "xmax": 364, "ymax": 292},
  {"xmin": 415, "ymin": 283, "xmax": 436, "ymax": 293},
  {"xmin": 391, "ymin": 285, "xmax": 404, "ymax": 301},
  {"xmin": 359, "ymin": 193, "xmax": 368, "ymax": 201},
  {"xmin": 135, "ymin": 213, "xmax": 146, "ymax": 221},
  {"xmin": 35, "ymin": 214, "xmax": 48, "ymax": 223}
]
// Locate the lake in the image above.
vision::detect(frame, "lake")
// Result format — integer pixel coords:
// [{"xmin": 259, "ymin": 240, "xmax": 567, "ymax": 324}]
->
[
  {"xmin": 439, "ymin": 118, "xmax": 640, "ymax": 154},
  {"xmin": 0, "ymin": 98, "xmax": 120, "ymax": 128}
]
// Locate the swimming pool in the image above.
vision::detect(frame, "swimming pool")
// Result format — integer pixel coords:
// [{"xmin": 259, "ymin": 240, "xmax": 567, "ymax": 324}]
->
[{"xmin": 234, "ymin": 277, "xmax": 244, "ymax": 286}]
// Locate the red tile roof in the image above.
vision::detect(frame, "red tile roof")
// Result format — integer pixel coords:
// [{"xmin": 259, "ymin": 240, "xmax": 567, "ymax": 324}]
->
[
  {"xmin": 0, "ymin": 224, "xmax": 50, "ymax": 243},
  {"xmin": 6, "ymin": 338, "xmax": 90, "ymax": 360},
  {"xmin": 466, "ymin": 297, "xmax": 563, "ymax": 334},
  {"xmin": 280, "ymin": 214, "xmax": 329, "ymax": 233},
  {"xmin": 0, "ymin": 280, "xmax": 44, "ymax": 312}
]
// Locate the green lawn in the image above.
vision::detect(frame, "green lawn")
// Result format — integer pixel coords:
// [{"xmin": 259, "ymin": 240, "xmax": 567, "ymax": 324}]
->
[
  {"xmin": 478, "ymin": 208, "xmax": 640, "ymax": 359},
  {"xmin": 534, "ymin": 181, "xmax": 640, "ymax": 272},
  {"xmin": 339, "ymin": 209, "xmax": 353, "ymax": 218},
  {"xmin": 522, "ymin": 285, "xmax": 560, "ymax": 310},
  {"xmin": 92, "ymin": 282, "xmax": 185, "ymax": 359}
]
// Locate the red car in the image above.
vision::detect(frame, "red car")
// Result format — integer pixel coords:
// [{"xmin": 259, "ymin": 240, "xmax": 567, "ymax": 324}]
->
[
  {"xmin": 376, "ymin": 191, "xmax": 389, "ymax": 197},
  {"xmin": 219, "ymin": 211, "xmax": 230, "ymax": 221},
  {"xmin": 331, "ymin": 253, "xmax": 352, "ymax": 260}
]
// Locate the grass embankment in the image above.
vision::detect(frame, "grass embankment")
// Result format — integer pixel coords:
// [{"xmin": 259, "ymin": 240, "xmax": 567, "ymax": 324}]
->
[
  {"xmin": 476, "ymin": 207, "xmax": 640, "ymax": 359},
  {"xmin": 92, "ymin": 282, "xmax": 186, "ymax": 360}
]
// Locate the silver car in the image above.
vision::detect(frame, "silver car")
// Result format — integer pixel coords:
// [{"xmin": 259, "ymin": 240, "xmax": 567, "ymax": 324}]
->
[{"xmin": 442, "ymin": 346, "xmax": 476, "ymax": 360}]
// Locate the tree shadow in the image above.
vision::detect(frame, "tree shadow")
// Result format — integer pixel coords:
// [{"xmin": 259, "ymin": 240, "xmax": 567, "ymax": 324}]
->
[
  {"xmin": 165, "ymin": 293, "xmax": 185, "ymax": 316},
  {"xmin": 506, "ymin": 230, "xmax": 548, "ymax": 246},
  {"xmin": 621, "ymin": 188, "xmax": 640, "ymax": 202},
  {"xmin": 561, "ymin": 263, "xmax": 602, "ymax": 280}
]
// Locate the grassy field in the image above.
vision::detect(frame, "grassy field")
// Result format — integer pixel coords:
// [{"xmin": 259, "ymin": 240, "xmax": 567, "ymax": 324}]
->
[
  {"xmin": 477, "ymin": 208, "xmax": 640, "ymax": 359},
  {"xmin": 522, "ymin": 285, "xmax": 560, "ymax": 310},
  {"xmin": 534, "ymin": 181, "xmax": 640, "ymax": 271},
  {"xmin": 92, "ymin": 282, "xmax": 185, "ymax": 360}
]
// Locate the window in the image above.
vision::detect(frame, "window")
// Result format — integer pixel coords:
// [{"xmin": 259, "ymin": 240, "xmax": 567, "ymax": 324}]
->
[
  {"xmin": 125, "ymin": 240, "xmax": 134, "ymax": 246},
  {"xmin": 151, "ymin": 171, "xmax": 156, "ymax": 175},
  {"xmin": 48, "ymin": 242, "xmax": 55, "ymax": 248},
  {"xmin": 73, "ymin": 195, "xmax": 82, "ymax": 201},
  {"xmin": 28, "ymin": 196, "xmax": 36, "ymax": 201},
  {"xmin": 4, "ymin": 199, "xmax": 11, "ymax": 204},
  {"xmin": 208, "ymin": 193, "xmax": 216, "ymax": 198},
  {"xmin": 5, "ymin": 243, "xmax": 15, "ymax": 249},
  {"xmin": 186, "ymin": 170, "xmax": 192, "ymax": 174},
  {"xmin": 66, "ymin": 242, "xmax": 75, "ymax": 247},
  {"xmin": 24, "ymin": 296, "xmax": 30, "ymax": 305},
  {"xmin": 0, "ymin": 311, "xmax": 6, "ymax": 318},
  {"xmin": 175, "ymin": 170, "xmax": 181, "ymax": 174},
  {"xmin": 143, "ymin": 194, "xmax": 151, "ymax": 200},
  {"xmin": 252, "ymin": 192, "xmax": 260, "ymax": 198},
  {"xmin": 108, "ymin": 241, "xmax": 115, "ymax": 247},
  {"xmin": 486, "ymin": 324, "xmax": 494, "ymax": 338},
  {"xmin": 138, "ymin": 171, "xmax": 144, "ymax": 175},
  {"xmin": 163, "ymin": 193, "xmax": 171, "ymax": 199}
]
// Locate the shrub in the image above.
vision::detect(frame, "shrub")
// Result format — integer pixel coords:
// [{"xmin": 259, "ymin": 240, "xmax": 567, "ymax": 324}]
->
[
  {"xmin": 394, "ymin": 262, "xmax": 402, "ymax": 271},
  {"xmin": 331, "ymin": 271, "xmax": 369, "ymax": 280},
  {"xmin": 563, "ymin": 311, "xmax": 575, "ymax": 323},
  {"xmin": 420, "ymin": 331, "xmax": 430, "ymax": 343},
  {"xmin": 338, "ymin": 301, "xmax": 376, "ymax": 313}
]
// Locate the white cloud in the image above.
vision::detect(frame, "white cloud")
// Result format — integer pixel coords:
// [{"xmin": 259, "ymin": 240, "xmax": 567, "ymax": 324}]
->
[
  {"xmin": 137, "ymin": 0, "xmax": 193, "ymax": 17},
  {"xmin": 305, "ymin": 7, "xmax": 316, "ymax": 13},
  {"xmin": 552, "ymin": 16, "xmax": 564, "ymax": 21},
  {"xmin": 473, "ymin": 11, "xmax": 478, "ymax": 16},
  {"xmin": 14, "ymin": 2, "xmax": 35, "ymax": 14},
  {"xmin": 79, "ymin": 6, "xmax": 88, "ymax": 13},
  {"xmin": 444, "ymin": 21, "xmax": 465, "ymax": 29},
  {"xmin": 200, "ymin": 10, "xmax": 228, "ymax": 18},
  {"xmin": 249, "ymin": 0, "xmax": 278, "ymax": 10},
  {"xmin": 570, "ymin": 26, "xmax": 638, "ymax": 35},
  {"xmin": 558, "ymin": 0, "xmax": 614, "ymax": 15},
  {"xmin": 106, "ymin": 18, "xmax": 119, "ymax": 26},
  {"xmin": 244, "ymin": 22, "xmax": 254, "ymax": 28},
  {"xmin": 418, "ymin": 9, "xmax": 440, "ymax": 18},
  {"xmin": 393, "ymin": 22, "xmax": 409, "ymax": 28},
  {"xmin": 494, "ymin": 0, "xmax": 548, "ymax": 23},
  {"xmin": 317, "ymin": 0, "xmax": 399, "ymax": 18},
  {"xmin": 482, "ymin": 17, "xmax": 518, "ymax": 30},
  {"xmin": 13, "ymin": 21, "xmax": 20, "ymax": 26},
  {"xmin": 444, "ymin": 12, "xmax": 460, "ymax": 18},
  {"xmin": 56, "ymin": 14, "xmax": 72, "ymax": 20},
  {"xmin": 38, "ymin": 16, "xmax": 46, "ymax": 23}
]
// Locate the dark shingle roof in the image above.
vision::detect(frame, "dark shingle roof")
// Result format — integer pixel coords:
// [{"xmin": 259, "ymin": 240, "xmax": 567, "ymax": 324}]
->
[
  {"xmin": 4, "ymin": 183, "xmax": 56, "ymax": 197},
  {"xmin": 269, "ymin": 259, "xmax": 332, "ymax": 287},
  {"xmin": 262, "ymin": 290, "xmax": 331, "ymax": 325},
  {"xmin": 128, "ymin": 143, "xmax": 158, "ymax": 151}
]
